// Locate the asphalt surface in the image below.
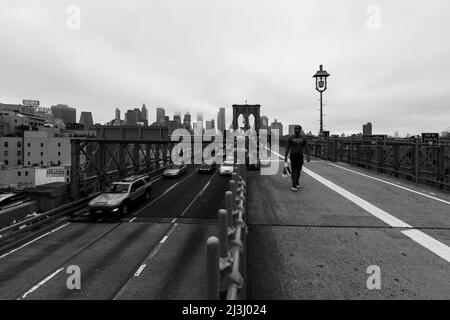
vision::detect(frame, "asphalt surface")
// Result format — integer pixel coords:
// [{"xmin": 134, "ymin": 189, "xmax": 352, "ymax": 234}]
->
[
  {"xmin": 0, "ymin": 165, "xmax": 232, "ymax": 300},
  {"xmin": 247, "ymin": 148, "xmax": 450, "ymax": 299},
  {"xmin": 2, "ymin": 150, "xmax": 449, "ymax": 300}
]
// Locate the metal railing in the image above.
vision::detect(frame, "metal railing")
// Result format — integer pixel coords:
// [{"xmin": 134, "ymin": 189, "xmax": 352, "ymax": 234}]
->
[
  {"xmin": 280, "ymin": 137, "xmax": 450, "ymax": 190},
  {"xmin": 0, "ymin": 167, "xmax": 168, "ymax": 252},
  {"xmin": 206, "ymin": 169, "xmax": 247, "ymax": 300}
]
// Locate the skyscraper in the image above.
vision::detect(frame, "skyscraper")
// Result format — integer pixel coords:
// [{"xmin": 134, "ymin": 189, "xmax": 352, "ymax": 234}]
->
[
  {"xmin": 115, "ymin": 107, "xmax": 121, "ymax": 120},
  {"xmin": 363, "ymin": 122, "xmax": 372, "ymax": 135},
  {"xmin": 183, "ymin": 113, "xmax": 191, "ymax": 131},
  {"xmin": 156, "ymin": 108, "xmax": 165, "ymax": 125},
  {"xmin": 125, "ymin": 110, "xmax": 138, "ymax": 126},
  {"xmin": 141, "ymin": 104, "xmax": 148, "ymax": 124},
  {"xmin": 270, "ymin": 119, "xmax": 283, "ymax": 136},
  {"xmin": 260, "ymin": 116, "xmax": 269, "ymax": 130},
  {"xmin": 217, "ymin": 107, "xmax": 225, "ymax": 134},
  {"xmin": 79, "ymin": 112, "xmax": 93, "ymax": 129}
]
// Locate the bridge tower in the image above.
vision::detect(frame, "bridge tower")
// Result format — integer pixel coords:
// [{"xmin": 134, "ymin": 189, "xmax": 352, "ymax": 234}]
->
[{"xmin": 232, "ymin": 104, "xmax": 261, "ymax": 168}]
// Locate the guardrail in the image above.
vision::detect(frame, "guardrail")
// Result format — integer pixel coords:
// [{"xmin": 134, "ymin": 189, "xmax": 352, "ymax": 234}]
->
[
  {"xmin": 280, "ymin": 137, "xmax": 450, "ymax": 190},
  {"xmin": 206, "ymin": 168, "xmax": 247, "ymax": 300},
  {"xmin": 0, "ymin": 166, "xmax": 168, "ymax": 252}
]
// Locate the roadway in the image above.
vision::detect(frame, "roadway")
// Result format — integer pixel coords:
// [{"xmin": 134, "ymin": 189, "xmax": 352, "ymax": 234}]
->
[
  {"xmin": 0, "ymin": 165, "xmax": 231, "ymax": 300},
  {"xmin": 247, "ymin": 147, "xmax": 450, "ymax": 299}
]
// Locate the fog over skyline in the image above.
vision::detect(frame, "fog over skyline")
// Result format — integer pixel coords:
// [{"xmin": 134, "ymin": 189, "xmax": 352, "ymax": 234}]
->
[{"xmin": 0, "ymin": 0, "xmax": 449, "ymax": 136}]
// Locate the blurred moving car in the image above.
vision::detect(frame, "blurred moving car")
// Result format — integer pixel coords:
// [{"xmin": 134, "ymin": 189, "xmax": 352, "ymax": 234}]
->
[
  {"xmin": 163, "ymin": 163, "xmax": 188, "ymax": 178},
  {"xmin": 88, "ymin": 175, "xmax": 153, "ymax": 216},
  {"xmin": 220, "ymin": 159, "xmax": 235, "ymax": 176},
  {"xmin": 198, "ymin": 161, "xmax": 217, "ymax": 174}
]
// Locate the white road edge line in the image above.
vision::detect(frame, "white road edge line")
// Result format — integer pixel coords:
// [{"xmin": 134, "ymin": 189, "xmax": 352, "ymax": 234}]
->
[
  {"xmin": 0, "ymin": 222, "xmax": 71, "ymax": 260},
  {"xmin": 129, "ymin": 217, "xmax": 137, "ymax": 223},
  {"xmin": 132, "ymin": 168, "xmax": 199, "ymax": 216},
  {"xmin": 180, "ymin": 172, "xmax": 216, "ymax": 217},
  {"xmin": 402, "ymin": 229, "xmax": 450, "ymax": 262},
  {"xmin": 303, "ymin": 167, "xmax": 412, "ymax": 228},
  {"xmin": 20, "ymin": 267, "xmax": 64, "ymax": 299},
  {"xmin": 329, "ymin": 163, "xmax": 450, "ymax": 205}
]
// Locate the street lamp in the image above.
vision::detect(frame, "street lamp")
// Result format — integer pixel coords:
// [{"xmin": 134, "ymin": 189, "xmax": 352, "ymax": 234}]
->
[{"xmin": 313, "ymin": 64, "xmax": 330, "ymax": 136}]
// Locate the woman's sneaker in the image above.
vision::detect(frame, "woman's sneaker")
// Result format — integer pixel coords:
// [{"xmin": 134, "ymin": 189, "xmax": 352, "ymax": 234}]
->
[{"xmin": 291, "ymin": 186, "xmax": 297, "ymax": 191}]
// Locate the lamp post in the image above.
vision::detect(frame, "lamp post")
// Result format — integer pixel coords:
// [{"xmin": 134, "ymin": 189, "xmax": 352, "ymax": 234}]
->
[{"xmin": 313, "ymin": 65, "xmax": 330, "ymax": 136}]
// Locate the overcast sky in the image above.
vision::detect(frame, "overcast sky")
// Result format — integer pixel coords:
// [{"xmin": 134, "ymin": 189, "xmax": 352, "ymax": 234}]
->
[{"xmin": 0, "ymin": 0, "xmax": 449, "ymax": 136}]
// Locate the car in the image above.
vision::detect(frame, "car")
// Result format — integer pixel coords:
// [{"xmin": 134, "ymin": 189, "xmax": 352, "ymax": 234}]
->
[
  {"xmin": 198, "ymin": 161, "xmax": 217, "ymax": 174},
  {"xmin": 88, "ymin": 175, "xmax": 153, "ymax": 216},
  {"xmin": 163, "ymin": 163, "xmax": 188, "ymax": 178},
  {"xmin": 220, "ymin": 159, "xmax": 235, "ymax": 176}
]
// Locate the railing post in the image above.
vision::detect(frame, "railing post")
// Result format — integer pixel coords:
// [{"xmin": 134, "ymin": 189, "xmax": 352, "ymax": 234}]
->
[
  {"xmin": 218, "ymin": 209, "xmax": 229, "ymax": 258},
  {"xmin": 70, "ymin": 139, "xmax": 81, "ymax": 200},
  {"xmin": 415, "ymin": 138, "xmax": 420, "ymax": 184},
  {"xmin": 206, "ymin": 236, "xmax": 220, "ymax": 300},
  {"xmin": 229, "ymin": 180, "xmax": 236, "ymax": 211},
  {"xmin": 225, "ymin": 191, "xmax": 233, "ymax": 228}
]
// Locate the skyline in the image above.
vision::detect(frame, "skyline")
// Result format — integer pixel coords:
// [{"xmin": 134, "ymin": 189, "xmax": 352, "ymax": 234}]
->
[{"xmin": 1, "ymin": 1, "xmax": 449, "ymax": 136}]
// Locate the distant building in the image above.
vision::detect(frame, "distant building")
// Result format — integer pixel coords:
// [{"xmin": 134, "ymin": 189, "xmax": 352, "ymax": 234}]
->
[
  {"xmin": 183, "ymin": 113, "xmax": 192, "ymax": 132},
  {"xmin": 51, "ymin": 104, "xmax": 76, "ymax": 124},
  {"xmin": 173, "ymin": 114, "xmax": 182, "ymax": 125},
  {"xmin": 260, "ymin": 116, "xmax": 269, "ymax": 130},
  {"xmin": 270, "ymin": 119, "xmax": 283, "ymax": 136},
  {"xmin": 156, "ymin": 108, "xmax": 166, "ymax": 125},
  {"xmin": 0, "ymin": 165, "xmax": 71, "ymax": 190},
  {"xmin": 394, "ymin": 131, "xmax": 399, "ymax": 138},
  {"xmin": 141, "ymin": 104, "xmax": 148, "ymax": 124},
  {"xmin": 288, "ymin": 125, "xmax": 296, "ymax": 136},
  {"xmin": 363, "ymin": 122, "xmax": 372, "ymax": 135},
  {"xmin": 217, "ymin": 107, "xmax": 225, "ymax": 134},
  {"xmin": 79, "ymin": 112, "xmax": 93, "ymax": 129},
  {"xmin": 205, "ymin": 120, "xmax": 213, "ymax": 130},
  {"xmin": 0, "ymin": 129, "xmax": 72, "ymax": 168},
  {"xmin": 115, "ymin": 107, "xmax": 121, "ymax": 120}
]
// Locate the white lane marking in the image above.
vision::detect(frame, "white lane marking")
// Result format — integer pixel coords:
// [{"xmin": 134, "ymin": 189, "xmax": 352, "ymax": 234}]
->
[
  {"xmin": 402, "ymin": 229, "xmax": 450, "ymax": 262},
  {"xmin": 147, "ymin": 224, "xmax": 178, "ymax": 261},
  {"xmin": 0, "ymin": 223, "xmax": 71, "ymax": 260},
  {"xmin": 129, "ymin": 217, "xmax": 137, "ymax": 223},
  {"xmin": 329, "ymin": 163, "xmax": 450, "ymax": 205},
  {"xmin": 303, "ymin": 167, "xmax": 412, "ymax": 228},
  {"xmin": 160, "ymin": 236, "xmax": 169, "ymax": 244},
  {"xmin": 132, "ymin": 168, "xmax": 199, "ymax": 216},
  {"xmin": 20, "ymin": 267, "xmax": 64, "ymax": 299},
  {"xmin": 179, "ymin": 172, "xmax": 217, "ymax": 217},
  {"xmin": 171, "ymin": 218, "xmax": 177, "ymax": 224},
  {"xmin": 134, "ymin": 264, "xmax": 147, "ymax": 277},
  {"xmin": 269, "ymin": 148, "xmax": 411, "ymax": 228},
  {"xmin": 271, "ymin": 148, "xmax": 450, "ymax": 263}
]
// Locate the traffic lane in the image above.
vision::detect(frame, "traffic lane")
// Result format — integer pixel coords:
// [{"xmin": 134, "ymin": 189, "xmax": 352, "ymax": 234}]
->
[
  {"xmin": 181, "ymin": 170, "xmax": 230, "ymax": 220},
  {"xmin": 247, "ymin": 225, "xmax": 450, "ymax": 299},
  {"xmin": 303, "ymin": 161, "xmax": 450, "ymax": 229},
  {"xmin": 0, "ymin": 222, "xmax": 120, "ymax": 299},
  {"xmin": 19, "ymin": 222, "xmax": 171, "ymax": 300},
  {"xmin": 134, "ymin": 167, "xmax": 213, "ymax": 219},
  {"xmin": 247, "ymin": 161, "xmax": 388, "ymax": 228},
  {"xmin": 116, "ymin": 223, "xmax": 217, "ymax": 300}
]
